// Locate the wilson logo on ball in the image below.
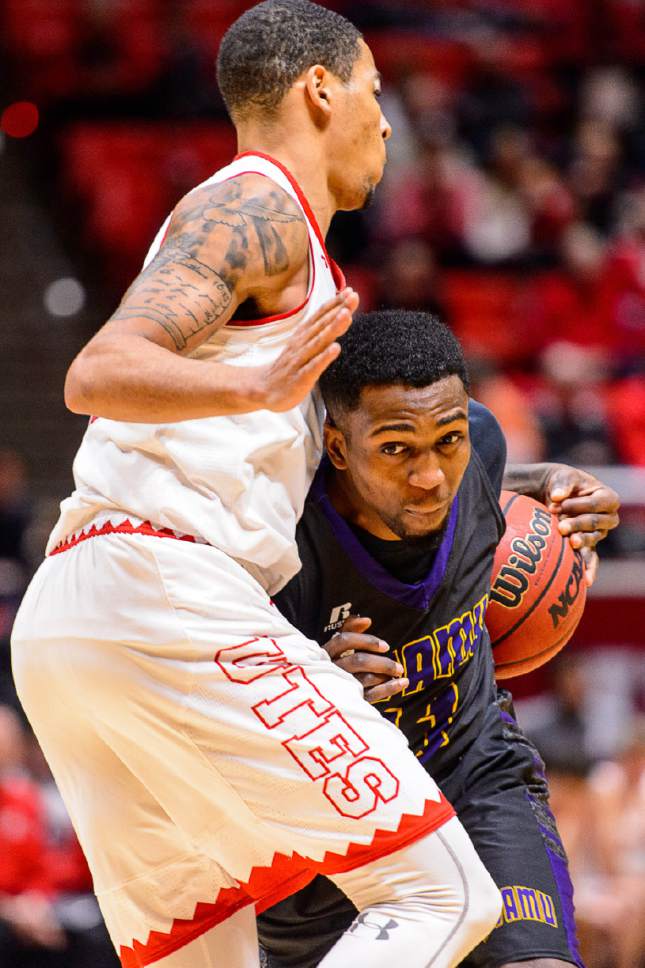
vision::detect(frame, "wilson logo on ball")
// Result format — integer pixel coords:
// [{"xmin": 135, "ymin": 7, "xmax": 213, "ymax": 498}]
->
[
  {"xmin": 486, "ymin": 491, "xmax": 587, "ymax": 680},
  {"xmin": 489, "ymin": 507, "xmax": 552, "ymax": 610}
]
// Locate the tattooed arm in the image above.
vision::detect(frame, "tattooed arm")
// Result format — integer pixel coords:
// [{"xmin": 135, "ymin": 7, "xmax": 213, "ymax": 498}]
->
[{"xmin": 65, "ymin": 174, "xmax": 357, "ymax": 422}]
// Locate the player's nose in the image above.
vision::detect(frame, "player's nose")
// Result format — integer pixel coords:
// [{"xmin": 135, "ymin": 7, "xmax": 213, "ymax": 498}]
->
[
  {"xmin": 408, "ymin": 455, "xmax": 445, "ymax": 491},
  {"xmin": 381, "ymin": 112, "xmax": 392, "ymax": 141}
]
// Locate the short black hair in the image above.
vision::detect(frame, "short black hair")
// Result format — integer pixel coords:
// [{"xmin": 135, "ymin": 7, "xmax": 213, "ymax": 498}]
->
[
  {"xmin": 217, "ymin": 0, "xmax": 362, "ymax": 120},
  {"xmin": 320, "ymin": 310, "xmax": 470, "ymax": 419}
]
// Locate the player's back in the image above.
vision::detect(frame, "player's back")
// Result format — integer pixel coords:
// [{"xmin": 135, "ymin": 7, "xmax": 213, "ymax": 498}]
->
[{"xmin": 47, "ymin": 153, "xmax": 343, "ymax": 594}]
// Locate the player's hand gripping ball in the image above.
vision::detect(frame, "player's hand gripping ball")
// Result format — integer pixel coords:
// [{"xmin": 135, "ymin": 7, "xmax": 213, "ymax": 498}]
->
[{"xmin": 486, "ymin": 491, "xmax": 587, "ymax": 679}]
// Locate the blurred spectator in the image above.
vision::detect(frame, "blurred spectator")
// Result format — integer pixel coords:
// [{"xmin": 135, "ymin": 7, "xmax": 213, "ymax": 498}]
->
[
  {"xmin": 606, "ymin": 186, "xmax": 645, "ymax": 360},
  {"xmin": 528, "ymin": 224, "xmax": 615, "ymax": 352},
  {"xmin": 0, "ymin": 706, "xmax": 66, "ymax": 967},
  {"xmin": 377, "ymin": 138, "xmax": 478, "ymax": 260},
  {"xmin": 377, "ymin": 238, "xmax": 448, "ymax": 317},
  {"xmin": 0, "ymin": 452, "xmax": 32, "ymax": 710},
  {"xmin": 0, "ymin": 707, "xmax": 118, "ymax": 967},
  {"xmin": 24, "ymin": 737, "xmax": 118, "ymax": 968},
  {"xmin": 463, "ymin": 127, "xmax": 532, "ymax": 265},
  {"xmin": 532, "ymin": 341, "xmax": 618, "ymax": 465},
  {"xmin": 569, "ymin": 121, "xmax": 623, "ymax": 238},
  {"xmin": 470, "ymin": 359, "xmax": 545, "ymax": 462},
  {"xmin": 554, "ymin": 720, "xmax": 645, "ymax": 968},
  {"xmin": 607, "ymin": 376, "xmax": 645, "ymax": 466},
  {"xmin": 457, "ymin": 43, "xmax": 533, "ymax": 160},
  {"xmin": 528, "ymin": 654, "xmax": 596, "ymax": 775}
]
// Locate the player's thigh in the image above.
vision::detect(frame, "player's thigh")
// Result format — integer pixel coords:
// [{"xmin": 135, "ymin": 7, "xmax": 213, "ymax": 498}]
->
[
  {"xmin": 456, "ymin": 781, "xmax": 582, "ymax": 968},
  {"xmin": 153, "ymin": 907, "xmax": 260, "ymax": 968},
  {"xmin": 14, "ymin": 535, "xmax": 451, "ymax": 891}
]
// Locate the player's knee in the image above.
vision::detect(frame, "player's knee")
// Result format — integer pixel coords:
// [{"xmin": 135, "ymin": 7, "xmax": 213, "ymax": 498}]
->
[{"xmin": 459, "ymin": 860, "xmax": 502, "ymax": 946}]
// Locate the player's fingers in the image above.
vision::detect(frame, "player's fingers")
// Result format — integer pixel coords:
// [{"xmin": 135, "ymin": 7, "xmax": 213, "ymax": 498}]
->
[
  {"xmin": 568, "ymin": 529, "xmax": 604, "ymax": 550},
  {"xmin": 553, "ymin": 488, "xmax": 620, "ymax": 517},
  {"xmin": 340, "ymin": 614, "xmax": 372, "ymax": 633},
  {"xmin": 365, "ymin": 678, "xmax": 409, "ymax": 704},
  {"xmin": 336, "ymin": 654, "xmax": 404, "ymax": 678},
  {"xmin": 291, "ymin": 309, "xmax": 353, "ymax": 369},
  {"xmin": 581, "ymin": 548, "xmax": 599, "ymax": 587},
  {"xmin": 558, "ymin": 513, "xmax": 619, "ymax": 539},
  {"xmin": 291, "ymin": 289, "xmax": 356, "ymax": 344},
  {"xmin": 324, "ymin": 631, "xmax": 388, "ymax": 660}
]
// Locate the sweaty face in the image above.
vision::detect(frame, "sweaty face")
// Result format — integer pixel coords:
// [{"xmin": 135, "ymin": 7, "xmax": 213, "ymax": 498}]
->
[
  {"xmin": 330, "ymin": 40, "xmax": 391, "ymax": 210},
  {"xmin": 326, "ymin": 376, "xmax": 471, "ymax": 540}
]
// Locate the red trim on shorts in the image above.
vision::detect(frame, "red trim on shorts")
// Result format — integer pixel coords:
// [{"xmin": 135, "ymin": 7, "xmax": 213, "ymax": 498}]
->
[
  {"xmin": 48, "ymin": 519, "xmax": 199, "ymax": 556},
  {"xmin": 118, "ymin": 796, "xmax": 454, "ymax": 966}
]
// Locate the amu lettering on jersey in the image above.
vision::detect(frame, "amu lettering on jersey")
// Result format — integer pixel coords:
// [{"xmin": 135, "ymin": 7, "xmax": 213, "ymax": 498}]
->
[
  {"xmin": 214, "ymin": 637, "xmax": 415, "ymax": 819},
  {"xmin": 496, "ymin": 885, "xmax": 558, "ymax": 929},
  {"xmin": 394, "ymin": 594, "xmax": 488, "ymax": 694},
  {"xmin": 374, "ymin": 594, "xmax": 489, "ymax": 762}
]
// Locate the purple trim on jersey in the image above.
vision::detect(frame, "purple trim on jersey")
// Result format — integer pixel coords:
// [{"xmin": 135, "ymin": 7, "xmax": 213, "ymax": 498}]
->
[
  {"xmin": 544, "ymin": 839, "xmax": 585, "ymax": 967},
  {"xmin": 499, "ymin": 710, "xmax": 516, "ymax": 727},
  {"xmin": 529, "ymin": 793, "xmax": 585, "ymax": 968},
  {"xmin": 309, "ymin": 462, "xmax": 459, "ymax": 610}
]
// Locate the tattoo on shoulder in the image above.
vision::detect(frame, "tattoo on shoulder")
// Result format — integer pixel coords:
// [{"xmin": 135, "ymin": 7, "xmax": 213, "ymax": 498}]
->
[{"xmin": 111, "ymin": 178, "xmax": 307, "ymax": 351}]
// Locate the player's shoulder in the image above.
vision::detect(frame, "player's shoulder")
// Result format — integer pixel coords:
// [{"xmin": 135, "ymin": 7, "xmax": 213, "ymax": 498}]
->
[
  {"xmin": 468, "ymin": 399, "xmax": 507, "ymax": 497},
  {"xmin": 468, "ymin": 399, "xmax": 503, "ymax": 443},
  {"xmin": 162, "ymin": 171, "xmax": 309, "ymax": 291},
  {"xmin": 170, "ymin": 172, "xmax": 308, "ymax": 251}
]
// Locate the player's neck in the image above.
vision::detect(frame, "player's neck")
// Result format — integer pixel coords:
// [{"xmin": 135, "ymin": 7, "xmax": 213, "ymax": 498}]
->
[
  {"xmin": 236, "ymin": 124, "xmax": 337, "ymax": 237},
  {"xmin": 327, "ymin": 470, "xmax": 401, "ymax": 541}
]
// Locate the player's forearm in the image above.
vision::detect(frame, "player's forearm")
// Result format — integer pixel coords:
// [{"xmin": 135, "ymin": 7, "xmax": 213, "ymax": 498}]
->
[
  {"xmin": 64, "ymin": 335, "xmax": 263, "ymax": 422},
  {"xmin": 502, "ymin": 463, "xmax": 554, "ymax": 503}
]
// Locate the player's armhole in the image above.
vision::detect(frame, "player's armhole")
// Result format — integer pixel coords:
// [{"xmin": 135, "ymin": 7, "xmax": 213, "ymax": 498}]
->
[{"xmin": 222, "ymin": 171, "xmax": 313, "ymax": 329}]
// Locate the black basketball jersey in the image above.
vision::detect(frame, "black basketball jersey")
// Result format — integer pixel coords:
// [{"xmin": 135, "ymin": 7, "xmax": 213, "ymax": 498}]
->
[{"xmin": 275, "ymin": 407, "xmax": 506, "ymax": 781}]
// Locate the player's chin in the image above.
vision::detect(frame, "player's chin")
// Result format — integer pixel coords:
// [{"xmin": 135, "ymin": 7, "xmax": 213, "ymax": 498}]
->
[{"xmin": 400, "ymin": 504, "xmax": 449, "ymax": 537}]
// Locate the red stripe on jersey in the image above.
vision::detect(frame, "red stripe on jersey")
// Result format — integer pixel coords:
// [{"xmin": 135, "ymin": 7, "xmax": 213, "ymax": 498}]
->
[
  {"xmin": 49, "ymin": 519, "xmax": 199, "ymax": 556},
  {"xmin": 118, "ymin": 796, "xmax": 454, "ymax": 966}
]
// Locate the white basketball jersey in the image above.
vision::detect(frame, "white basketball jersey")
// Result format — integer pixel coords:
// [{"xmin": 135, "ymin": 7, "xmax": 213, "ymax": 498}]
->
[{"xmin": 47, "ymin": 152, "xmax": 345, "ymax": 594}]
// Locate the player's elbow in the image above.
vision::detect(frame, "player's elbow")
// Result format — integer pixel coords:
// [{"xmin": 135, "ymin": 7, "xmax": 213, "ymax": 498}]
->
[{"xmin": 64, "ymin": 349, "xmax": 105, "ymax": 415}]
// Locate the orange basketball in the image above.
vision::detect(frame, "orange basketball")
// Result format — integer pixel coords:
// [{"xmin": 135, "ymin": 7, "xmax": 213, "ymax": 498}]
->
[{"xmin": 487, "ymin": 490, "xmax": 587, "ymax": 679}]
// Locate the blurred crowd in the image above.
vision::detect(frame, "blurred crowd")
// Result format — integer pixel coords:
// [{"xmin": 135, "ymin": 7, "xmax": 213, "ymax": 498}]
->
[{"xmin": 3, "ymin": 0, "xmax": 645, "ymax": 474}]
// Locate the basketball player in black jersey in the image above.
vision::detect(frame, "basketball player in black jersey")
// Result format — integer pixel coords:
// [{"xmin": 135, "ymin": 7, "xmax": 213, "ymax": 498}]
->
[{"xmin": 258, "ymin": 310, "xmax": 619, "ymax": 968}]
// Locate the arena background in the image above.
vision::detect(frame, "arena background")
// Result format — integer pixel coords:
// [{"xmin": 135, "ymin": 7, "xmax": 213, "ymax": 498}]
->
[{"xmin": 0, "ymin": 1, "xmax": 643, "ymax": 965}]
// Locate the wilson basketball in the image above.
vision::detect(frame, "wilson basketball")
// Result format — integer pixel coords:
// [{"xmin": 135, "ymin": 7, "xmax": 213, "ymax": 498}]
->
[{"xmin": 487, "ymin": 490, "xmax": 587, "ymax": 679}]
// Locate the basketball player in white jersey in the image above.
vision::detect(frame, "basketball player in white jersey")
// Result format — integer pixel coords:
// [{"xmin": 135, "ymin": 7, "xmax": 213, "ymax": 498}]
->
[{"xmin": 12, "ymin": 3, "xmax": 502, "ymax": 966}]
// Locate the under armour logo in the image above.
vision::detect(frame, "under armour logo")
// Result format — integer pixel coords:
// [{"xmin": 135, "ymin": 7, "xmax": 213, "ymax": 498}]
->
[{"xmin": 348, "ymin": 912, "xmax": 399, "ymax": 941}]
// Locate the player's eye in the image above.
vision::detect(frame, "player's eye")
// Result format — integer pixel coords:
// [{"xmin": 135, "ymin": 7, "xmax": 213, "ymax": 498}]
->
[
  {"xmin": 438, "ymin": 432, "xmax": 463, "ymax": 448},
  {"xmin": 380, "ymin": 442, "xmax": 407, "ymax": 456},
  {"xmin": 374, "ymin": 88, "xmax": 382, "ymax": 100}
]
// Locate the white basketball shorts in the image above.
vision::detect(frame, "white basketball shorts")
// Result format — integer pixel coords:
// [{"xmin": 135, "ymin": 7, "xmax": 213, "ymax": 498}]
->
[{"xmin": 11, "ymin": 520, "xmax": 454, "ymax": 966}]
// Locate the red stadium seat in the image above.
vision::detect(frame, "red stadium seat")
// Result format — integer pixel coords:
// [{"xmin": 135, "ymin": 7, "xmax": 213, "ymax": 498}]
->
[
  {"xmin": 441, "ymin": 271, "xmax": 538, "ymax": 364},
  {"xmin": 364, "ymin": 32, "xmax": 473, "ymax": 87},
  {"xmin": 60, "ymin": 122, "xmax": 238, "ymax": 284}
]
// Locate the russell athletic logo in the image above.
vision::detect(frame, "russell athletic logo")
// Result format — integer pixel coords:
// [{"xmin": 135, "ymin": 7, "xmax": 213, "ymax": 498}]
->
[
  {"xmin": 324, "ymin": 602, "xmax": 353, "ymax": 634},
  {"xmin": 489, "ymin": 507, "xmax": 552, "ymax": 610}
]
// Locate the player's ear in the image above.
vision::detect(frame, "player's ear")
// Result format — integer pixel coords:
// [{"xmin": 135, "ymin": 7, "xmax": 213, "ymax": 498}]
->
[
  {"xmin": 324, "ymin": 420, "xmax": 349, "ymax": 471},
  {"xmin": 303, "ymin": 65, "xmax": 333, "ymax": 121}
]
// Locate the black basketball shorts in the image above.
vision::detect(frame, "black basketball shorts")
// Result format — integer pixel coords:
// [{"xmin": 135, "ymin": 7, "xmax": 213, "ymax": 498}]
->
[{"xmin": 258, "ymin": 690, "xmax": 585, "ymax": 968}]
